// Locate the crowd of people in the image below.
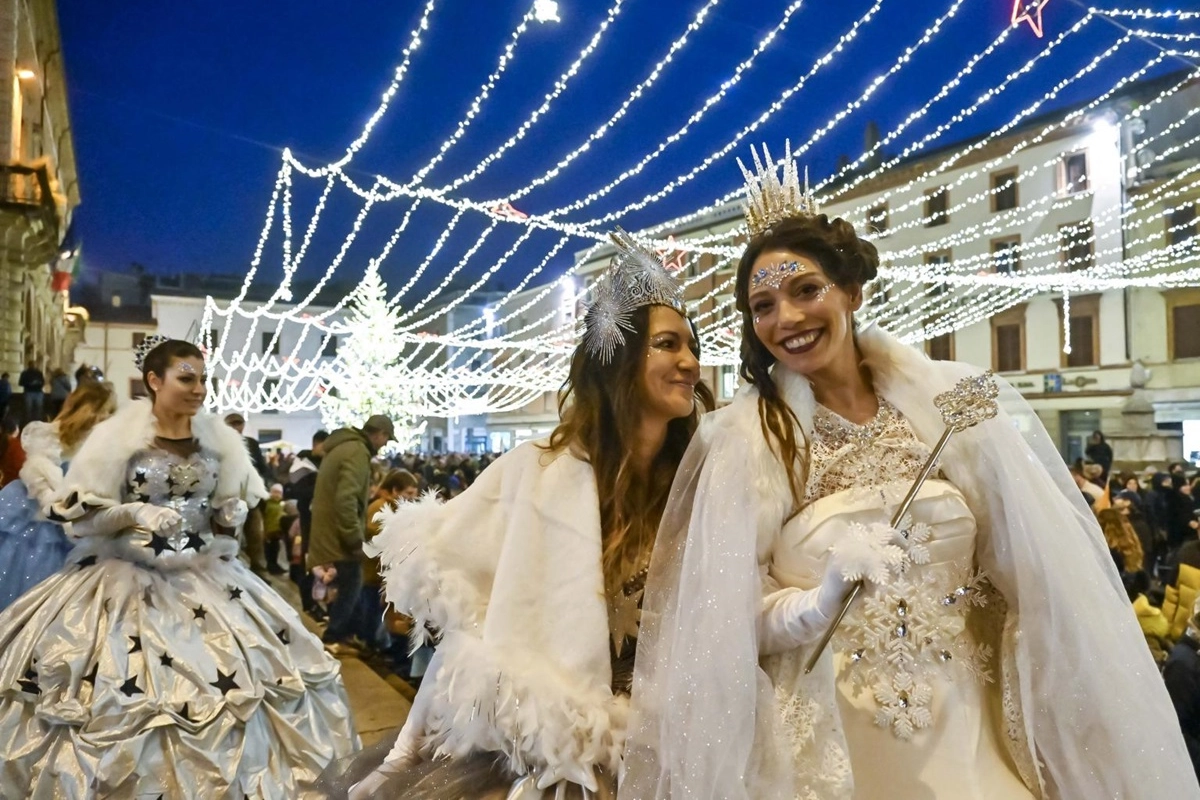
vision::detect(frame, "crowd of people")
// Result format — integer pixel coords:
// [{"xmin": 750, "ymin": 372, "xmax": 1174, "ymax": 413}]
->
[
  {"xmin": 0, "ymin": 145, "xmax": 1195, "ymax": 797},
  {"xmin": 1068, "ymin": 443, "xmax": 1200, "ymax": 774}
]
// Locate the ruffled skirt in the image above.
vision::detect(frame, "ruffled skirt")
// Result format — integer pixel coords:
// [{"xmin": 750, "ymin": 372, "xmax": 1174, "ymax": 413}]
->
[
  {"xmin": 0, "ymin": 537, "xmax": 359, "ymax": 798},
  {"xmin": 0, "ymin": 479, "xmax": 72, "ymax": 613}
]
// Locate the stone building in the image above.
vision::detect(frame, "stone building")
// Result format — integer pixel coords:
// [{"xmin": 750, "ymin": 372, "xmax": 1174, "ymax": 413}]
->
[{"xmin": 0, "ymin": 0, "xmax": 82, "ymax": 383}]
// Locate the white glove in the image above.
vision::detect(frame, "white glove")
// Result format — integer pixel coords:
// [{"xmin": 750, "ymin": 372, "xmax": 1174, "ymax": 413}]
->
[
  {"xmin": 71, "ymin": 502, "xmax": 181, "ymax": 538},
  {"xmin": 213, "ymin": 498, "xmax": 249, "ymax": 528},
  {"xmin": 535, "ymin": 762, "xmax": 600, "ymax": 793},
  {"xmin": 759, "ymin": 523, "xmax": 904, "ymax": 656},
  {"xmin": 134, "ymin": 504, "xmax": 184, "ymax": 535}
]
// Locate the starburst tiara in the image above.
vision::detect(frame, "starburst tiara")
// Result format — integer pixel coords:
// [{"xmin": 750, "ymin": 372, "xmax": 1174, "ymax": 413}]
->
[
  {"xmin": 738, "ymin": 141, "xmax": 819, "ymax": 238},
  {"xmin": 133, "ymin": 334, "xmax": 173, "ymax": 371},
  {"xmin": 581, "ymin": 228, "xmax": 686, "ymax": 364}
]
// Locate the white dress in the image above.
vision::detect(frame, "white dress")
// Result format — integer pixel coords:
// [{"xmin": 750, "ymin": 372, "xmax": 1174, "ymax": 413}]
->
[{"xmin": 764, "ymin": 400, "xmax": 1035, "ymax": 799}]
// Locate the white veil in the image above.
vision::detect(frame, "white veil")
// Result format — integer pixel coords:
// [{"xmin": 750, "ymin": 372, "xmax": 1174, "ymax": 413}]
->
[{"xmin": 622, "ymin": 327, "xmax": 1198, "ymax": 799}]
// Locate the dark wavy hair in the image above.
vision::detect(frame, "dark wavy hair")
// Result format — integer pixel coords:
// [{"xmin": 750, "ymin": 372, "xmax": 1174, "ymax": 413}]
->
[
  {"xmin": 734, "ymin": 213, "xmax": 880, "ymax": 510},
  {"xmin": 544, "ymin": 305, "xmax": 716, "ymax": 590},
  {"xmin": 142, "ymin": 340, "xmax": 205, "ymax": 401}
]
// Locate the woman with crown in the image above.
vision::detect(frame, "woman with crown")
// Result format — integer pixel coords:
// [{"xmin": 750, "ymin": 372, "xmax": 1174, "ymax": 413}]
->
[
  {"xmin": 621, "ymin": 145, "xmax": 1197, "ymax": 799},
  {"xmin": 0, "ymin": 379, "xmax": 115, "ymax": 613},
  {"xmin": 332, "ymin": 232, "xmax": 715, "ymax": 798},
  {"xmin": 0, "ymin": 337, "xmax": 359, "ymax": 798}
]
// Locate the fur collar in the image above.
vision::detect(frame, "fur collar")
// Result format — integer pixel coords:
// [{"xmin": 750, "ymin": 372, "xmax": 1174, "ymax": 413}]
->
[{"xmin": 61, "ymin": 399, "xmax": 266, "ymax": 507}]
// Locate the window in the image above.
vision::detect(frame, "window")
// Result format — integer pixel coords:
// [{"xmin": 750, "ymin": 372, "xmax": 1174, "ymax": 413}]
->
[
  {"xmin": 1169, "ymin": 295, "xmax": 1200, "ymax": 360},
  {"xmin": 322, "ymin": 336, "xmax": 339, "ymax": 357},
  {"xmin": 1060, "ymin": 221, "xmax": 1095, "ymax": 272},
  {"xmin": 261, "ymin": 331, "xmax": 280, "ymax": 356},
  {"xmin": 1057, "ymin": 294, "xmax": 1099, "ymax": 368},
  {"xmin": 991, "ymin": 237, "xmax": 1021, "ymax": 274},
  {"xmin": 924, "ymin": 251, "xmax": 951, "ymax": 298},
  {"xmin": 990, "ymin": 169, "xmax": 1018, "ymax": 212},
  {"xmin": 867, "ymin": 203, "xmax": 889, "ymax": 235},
  {"xmin": 991, "ymin": 304, "xmax": 1026, "ymax": 373},
  {"xmin": 258, "ymin": 429, "xmax": 283, "ymax": 444},
  {"xmin": 924, "ymin": 187, "xmax": 949, "ymax": 227},
  {"xmin": 927, "ymin": 333, "xmax": 954, "ymax": 361},
  {"xmin": 132, "ymin": 332, "xmax": 147, "ymax": 348},
  {"xmin": 129, "ymin": 377, "xmax": 148, "ymax": 400},
  {"xmin": 1168, "ymin": 203, "xmax": 1198, "ymax": 246},
  {"xmin": 719, "ymin": 365, "xmax": 738, "ymax": 400},
  {"xmin": 263, "ymin": 379, "xmax": 279, "ymax": 414},
  {"xmin": 206, "ymin": 328, "xmax": 221, "ymax": 353},
  {"xmin": 1058, "ymin": 151, "xmax": 1089, "ymax": 195}
]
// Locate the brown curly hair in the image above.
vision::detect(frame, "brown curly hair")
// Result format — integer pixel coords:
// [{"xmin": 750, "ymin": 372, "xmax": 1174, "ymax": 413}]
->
[
  {"xmin": 544, "ymin": 305, "xmax": 715, "ymax": 590},
  {"xmin": 735, "ymin": 213, "xmax": 880, "ymax": 511}
]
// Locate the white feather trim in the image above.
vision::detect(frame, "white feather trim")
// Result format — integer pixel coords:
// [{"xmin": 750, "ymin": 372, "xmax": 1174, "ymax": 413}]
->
[
  {"xmin": 367, "ymin": 492, "xmax": 489, "ymax": 647},
  {"xmin": 420, "ymin": 630, "xmax": 629, "ymax": 776}
]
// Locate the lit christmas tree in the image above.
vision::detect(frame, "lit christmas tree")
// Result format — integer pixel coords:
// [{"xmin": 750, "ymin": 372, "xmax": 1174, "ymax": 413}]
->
[{"xmin": 319, "ymin": 269, "xmax": 426, "ymax": 450}]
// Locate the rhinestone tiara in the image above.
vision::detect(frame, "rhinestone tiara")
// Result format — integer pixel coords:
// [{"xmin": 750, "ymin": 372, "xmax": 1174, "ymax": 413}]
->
[
  {"xmin": 738, "ymin": 140, "xmax": 819, "ymax": 238},
  {"xmin": 133, "ymin": 334, "xmax": 172, "ymax": 371},
  {"xmin": 581, "ymin": 228, "xmax": 686, "ymax": 364}
]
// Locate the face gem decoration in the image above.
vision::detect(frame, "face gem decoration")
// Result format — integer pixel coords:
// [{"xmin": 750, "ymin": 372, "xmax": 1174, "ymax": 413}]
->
[{"xmin": 751, "ymin": 260, "xmax": 809, "ymax": 292}]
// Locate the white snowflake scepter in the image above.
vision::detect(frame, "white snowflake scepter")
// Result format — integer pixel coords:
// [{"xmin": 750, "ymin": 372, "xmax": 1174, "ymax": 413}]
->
[{"xmin": 804, "ymin": 372, "xmax": 1000, "ymax": 674}]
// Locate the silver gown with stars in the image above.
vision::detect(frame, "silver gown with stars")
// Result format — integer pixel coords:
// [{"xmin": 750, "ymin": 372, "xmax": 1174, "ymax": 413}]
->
[{"xmin": 0, "ymin": 439, "xmax": 359, "ymax": 799}]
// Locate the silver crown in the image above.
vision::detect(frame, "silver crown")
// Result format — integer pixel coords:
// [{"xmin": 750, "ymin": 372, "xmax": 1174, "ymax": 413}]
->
[
  {"xmin": 581, "ymin": 228, "xmax": 686, "ymax": 364},
  {"xmin": 738, "ymin": 141, "xmax": 819, "ymax": 237},
  {"xmin": 133, "ymin": 334, "xmax": 172, "ymax": 371}
]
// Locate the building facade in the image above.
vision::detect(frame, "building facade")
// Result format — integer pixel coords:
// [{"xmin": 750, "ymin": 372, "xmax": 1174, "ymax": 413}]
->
[{"xmin": 0, "ymin": 0, "xmax": 82, "ymax": 385}]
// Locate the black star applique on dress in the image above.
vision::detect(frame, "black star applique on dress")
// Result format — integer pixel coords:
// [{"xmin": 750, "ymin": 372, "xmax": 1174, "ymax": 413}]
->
[
  {"xmin": 209, "ymin": 669, "xmax": 239, "ymax": 695},
  {"xmin": 128, "ymin": 636, "xmax": 142, "ymax": 654},
  {"xmin": 76, "ymin": 555, "xmax": 98, "ymax": 569},
  {"xmin": 228, "ymin": 587, "xmax": 243, "ymax": 601},
  {"xmin": 119, "ymin": 676, "xmax": 143, "ymax": 697},
  {"xmin": 17, "ymin": 668, "xmax": 39, "ymax": 695},
  {"xmin": 276, "ymin": 628, "xmax": 290, "ymax": 645},
  {"xmin": 159, "ymin": 652, "xmax": 174, "ymax": 668},
  {"xmin": 146, "ymin": 532, "xmax": 175, "ymax": 557},
  {"xmin": 81, "ymin": 662, "xmax": 99, "ymax": 686},
  {"xmin": 181, "ymin": 533, "xmax": 205, "ymax": 552},
  {"xmin": 192, "ymin": 605, "xmax": 207, "ymax": 621},
  {"xmin": 178, "ymin": 702, "xmax": 193, "ymax": 722},
  {"xmin": 142, "ymin": 586, "xmax": 157, "ymax": 611}
]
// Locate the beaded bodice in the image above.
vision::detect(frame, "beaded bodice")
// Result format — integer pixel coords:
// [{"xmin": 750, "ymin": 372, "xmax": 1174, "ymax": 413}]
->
[
  {"xmin": 805, "ymin": 399, "xmax": 931, "ymax": 504},
  {"xmin": 122, "ymin": 442, "xmax": 220, "ymax": 559}
]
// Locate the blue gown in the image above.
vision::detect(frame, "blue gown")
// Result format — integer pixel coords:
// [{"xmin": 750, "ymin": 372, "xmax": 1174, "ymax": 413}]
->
[{"xmin": 0, "ymin": 469, "xmax": 71, "ymax": 613}]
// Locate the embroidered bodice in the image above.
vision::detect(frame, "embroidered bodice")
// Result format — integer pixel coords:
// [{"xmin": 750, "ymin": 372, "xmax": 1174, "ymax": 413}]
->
[
  {"xmin": 122, "ymin": 439, "xmax": 221, "ymax": 561},
  {"xmin": 777, "ymin": 401, "xmax": 998, "ymax": 743}
]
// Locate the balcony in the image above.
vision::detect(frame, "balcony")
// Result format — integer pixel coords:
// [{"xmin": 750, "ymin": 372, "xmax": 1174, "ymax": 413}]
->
[{"xmin": 0, "ymin": 162, "xmax": 60, "ymax": 264}]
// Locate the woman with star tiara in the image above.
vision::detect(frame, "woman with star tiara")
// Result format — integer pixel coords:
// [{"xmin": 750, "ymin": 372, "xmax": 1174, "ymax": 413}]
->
[
  {"xmin": 0, "ymin": 337, "xmax": 359, "ymax": 798},
  {"xmin": 331, "ymin": 230, "xmax": 715, "ymax": 799},
  {"xmin": 621, "ymin": 144, "xmax": 1198, "ymax": 799},
  {"xmin": 0, "ymin": 379, "xmax": 115, "ymax": 612}
]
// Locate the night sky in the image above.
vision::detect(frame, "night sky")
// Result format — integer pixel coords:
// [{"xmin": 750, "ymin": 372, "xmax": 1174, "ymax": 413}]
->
[{"xmin": 55, "ymin": 0, "xmax": 1181, "ymax": 294}]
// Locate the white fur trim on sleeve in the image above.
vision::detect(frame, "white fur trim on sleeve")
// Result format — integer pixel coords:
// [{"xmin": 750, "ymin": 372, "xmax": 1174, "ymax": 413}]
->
[
  {"xmin": 419, "ymin": 630, "xmax": 628, "ymax": 776},
  {"xmin": 367, "ymin": 492, "xmax": 489, "ymax": 645}
]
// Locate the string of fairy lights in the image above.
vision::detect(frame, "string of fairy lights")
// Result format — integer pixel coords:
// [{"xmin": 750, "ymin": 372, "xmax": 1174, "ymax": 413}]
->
[{"xmin": 200, "ymin": 1, "xmax": 1200, "ymax": 426}]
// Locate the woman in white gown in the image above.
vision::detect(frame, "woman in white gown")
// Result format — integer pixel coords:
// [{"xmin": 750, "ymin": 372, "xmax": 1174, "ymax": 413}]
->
[
  {"xmin": 0, "ymin": 338, "xmax": 359, "ymax": 798},
  {"xmin": 622, "ymin": 146, "xmax": 1198, "ymax": 799},
  {"xmin": 337, "ymin": 232, "xmax": 715, "ymax": 799}
]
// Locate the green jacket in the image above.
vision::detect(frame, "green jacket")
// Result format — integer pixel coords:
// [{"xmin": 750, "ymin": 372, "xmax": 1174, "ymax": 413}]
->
[{"xmin": 308, "ymin": 427, "xmax": 371, "ymax": 565}]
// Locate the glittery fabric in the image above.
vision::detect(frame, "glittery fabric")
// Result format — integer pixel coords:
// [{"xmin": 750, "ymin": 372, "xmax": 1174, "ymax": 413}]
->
[
  {"xmin": 772, "ymin": 404, "xmax": 1034, "ymax": 798},
  {"xmin": 0, "ymin": 443, "xmax": 359, "ymax": 798},
  {"xmin": 0, "ymin": 477, "xmax": 71, "ymax": 613}
]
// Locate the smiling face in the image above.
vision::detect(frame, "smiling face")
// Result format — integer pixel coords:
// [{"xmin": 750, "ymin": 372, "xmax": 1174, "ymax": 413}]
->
[
  {"xmin": 746, "ymin": 249, "xmax": 862, "ymax": 379},
  {"xmin": 637, "ymin": 305, "xmax": 701, "ymax": 424},
  {"xmin": 147, "ymin": 356, "xmax": 208, "ymax": 417}
]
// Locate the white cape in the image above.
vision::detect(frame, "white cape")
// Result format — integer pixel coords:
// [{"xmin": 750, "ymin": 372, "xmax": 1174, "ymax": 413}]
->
[{"xmin": 621, "ymin": 325, "xmax": 1197, "ymax": 799}]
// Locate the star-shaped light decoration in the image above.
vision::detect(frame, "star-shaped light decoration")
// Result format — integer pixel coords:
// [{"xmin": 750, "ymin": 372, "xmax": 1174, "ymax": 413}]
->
[
  {"xmin": 1011, "ymin": 0, "xmax": 1051, "ymax": 37},
  {"xmin": 210, "ymin": 669, "xmax": 239, "ymax": 695}
]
